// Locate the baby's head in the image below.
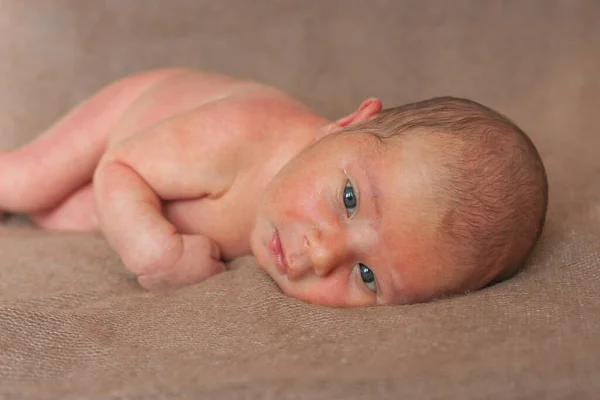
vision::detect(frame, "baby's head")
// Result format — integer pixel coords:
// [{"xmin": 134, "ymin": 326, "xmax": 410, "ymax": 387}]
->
[{"xmin": 251, "ymin": 96, "xmax": 548, "ymax": 307}]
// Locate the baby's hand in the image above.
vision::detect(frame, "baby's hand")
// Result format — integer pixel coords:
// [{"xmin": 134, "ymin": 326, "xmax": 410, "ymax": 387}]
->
[
  {"xmin": 134, "ymin": 234, "xmax": 226, "ymax": 290},
  {"xmin": 95, "ymin": 154, "xmax": 227, "ymax": 289}
]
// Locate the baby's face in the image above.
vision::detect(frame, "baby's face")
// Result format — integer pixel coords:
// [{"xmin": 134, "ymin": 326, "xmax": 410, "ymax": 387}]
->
[{"xmin": 251, "ymin": 130, "xmax": 452, "ymax": 307}]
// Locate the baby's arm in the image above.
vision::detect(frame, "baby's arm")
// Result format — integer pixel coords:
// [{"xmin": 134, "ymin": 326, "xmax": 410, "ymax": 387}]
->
[{"xmin": 94, "ymin": 107, "xmax": 235, "ymax": 289}]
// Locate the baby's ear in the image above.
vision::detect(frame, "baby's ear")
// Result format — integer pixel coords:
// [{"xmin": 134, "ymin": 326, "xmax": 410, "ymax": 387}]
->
[
  {"xmin": 316, "ymin": 98, "xmax": 383, "ymax": 140},
  {"xmin": 335, "ymin": 98, "xmax": 382, "ymax": 128}
]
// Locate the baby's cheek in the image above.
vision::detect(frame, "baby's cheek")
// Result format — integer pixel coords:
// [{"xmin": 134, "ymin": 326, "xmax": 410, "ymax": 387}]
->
[
  {"xmin": 278, "ymin": 186, "xmax": 320, "ymax": 223},
  {"xmin": 282, "ymin": 200, "xmax": 315, "ymax": 222}
]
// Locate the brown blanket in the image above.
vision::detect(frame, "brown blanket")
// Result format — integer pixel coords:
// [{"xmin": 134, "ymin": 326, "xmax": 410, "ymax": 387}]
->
[{"xmin": 1, "ymin": 1, "xmax": 599, "ymax": 399}]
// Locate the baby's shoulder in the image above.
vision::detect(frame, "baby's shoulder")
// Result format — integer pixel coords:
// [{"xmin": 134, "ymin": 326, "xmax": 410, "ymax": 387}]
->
[
  {"xmin": 148, "ymin": 68, "xmax": 322, "ymax": 143},
  {"xmin": 215, "ymin": 84, "xmax": 321, "ymax": 140}
]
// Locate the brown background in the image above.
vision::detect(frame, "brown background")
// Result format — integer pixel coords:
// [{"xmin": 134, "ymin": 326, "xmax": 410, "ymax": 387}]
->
[{"xmin": 1, "ymin": 1, "xmax": 599, "ymax": 399}]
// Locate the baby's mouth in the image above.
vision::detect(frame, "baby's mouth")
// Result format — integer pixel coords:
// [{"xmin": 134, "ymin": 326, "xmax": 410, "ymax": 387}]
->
[{"xmin": 268, "ymin": 230, "xmax": 289, "ymax": 275}]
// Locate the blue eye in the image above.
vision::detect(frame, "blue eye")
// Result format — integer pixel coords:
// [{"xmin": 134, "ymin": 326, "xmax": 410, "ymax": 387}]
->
[
  {"xmin": 343, "ymin": 180, "xmax": 357, "ymax": 217},
  {"xmin": 358, "ymin": 263, "xmax": 377, "ymax": 292}
]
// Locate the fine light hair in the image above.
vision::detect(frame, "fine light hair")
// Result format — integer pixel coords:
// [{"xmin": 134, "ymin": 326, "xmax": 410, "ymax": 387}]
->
[{"xmin": 347, "ymin": 96, "xmax": 548, "ymax": 293}]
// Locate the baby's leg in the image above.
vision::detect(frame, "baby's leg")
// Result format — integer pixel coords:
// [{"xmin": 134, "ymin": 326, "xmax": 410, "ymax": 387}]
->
[
  {"xmin": 0, "ymin": 68, "xmax": 184, "ymax": 219},
  {"xmin": 28, "ymin": 184, "xmax": 97, "ymax": 230}
]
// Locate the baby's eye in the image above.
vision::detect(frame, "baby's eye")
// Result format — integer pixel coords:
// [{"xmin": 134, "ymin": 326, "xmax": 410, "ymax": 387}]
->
[
  {"xmin": 343, "ymin": 180, "xmax": 357, "ymax": 217},
  {"xmin": 358, "ymin": 263, "xmax": 377, "ymax": 292}
]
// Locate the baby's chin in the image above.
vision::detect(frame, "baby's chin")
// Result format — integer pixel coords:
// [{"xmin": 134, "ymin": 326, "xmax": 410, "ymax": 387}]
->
[{"xmin": 249, "ymin": 233, "xmax": 268, "ymax": 271}]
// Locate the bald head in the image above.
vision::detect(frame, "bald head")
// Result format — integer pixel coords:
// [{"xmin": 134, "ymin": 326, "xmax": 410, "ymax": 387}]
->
[{"xmin": 348, "ymin": 96, "xmax": 548, "ymax": 297}]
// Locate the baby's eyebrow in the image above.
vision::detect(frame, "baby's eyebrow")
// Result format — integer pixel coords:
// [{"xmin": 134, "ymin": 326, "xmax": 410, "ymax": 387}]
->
[
  {"xmin": 358, "ymin": 155, "xmax": 382, "ymax": 224},
  {"xmin": 368, "ymin": 169, "xmax": 382, "ymax": 221}
]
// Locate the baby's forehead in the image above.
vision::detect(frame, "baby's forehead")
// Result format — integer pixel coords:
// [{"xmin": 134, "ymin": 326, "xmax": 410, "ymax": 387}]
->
[{"xmin": 381, "ymin": 234, "xmax": 490, "ymax": 304}]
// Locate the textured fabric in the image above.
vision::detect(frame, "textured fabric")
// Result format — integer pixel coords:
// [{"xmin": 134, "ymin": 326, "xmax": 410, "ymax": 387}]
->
[{"xmin": 1, "ymin": 1, "xmax": 599, "ymax": 399}]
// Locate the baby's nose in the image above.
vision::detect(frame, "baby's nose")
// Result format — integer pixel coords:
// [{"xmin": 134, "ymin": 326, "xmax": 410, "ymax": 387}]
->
[{"xmin": 305, "ymin": 226, "xmax": 350, "ymax": 277}]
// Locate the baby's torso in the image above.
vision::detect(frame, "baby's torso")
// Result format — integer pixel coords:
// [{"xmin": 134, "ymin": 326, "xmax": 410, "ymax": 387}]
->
[{"xmin": 112, "ymin": 70, "xmax": 328, "ymax": 259}]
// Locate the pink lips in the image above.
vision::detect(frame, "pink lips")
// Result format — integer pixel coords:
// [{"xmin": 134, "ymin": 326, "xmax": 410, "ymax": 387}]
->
[{"xmin": 269, "ymin": 230, "xmax": 289, "ymax": 275}]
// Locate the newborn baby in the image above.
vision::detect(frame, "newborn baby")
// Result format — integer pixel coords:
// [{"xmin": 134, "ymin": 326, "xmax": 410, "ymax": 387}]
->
[{"xmin": 0, "ymin": 68, "xmax": 548, "ymax": 306}]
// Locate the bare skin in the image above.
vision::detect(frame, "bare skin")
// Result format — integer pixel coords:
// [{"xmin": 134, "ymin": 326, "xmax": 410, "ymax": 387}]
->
[{"xmin": 0, "ymin": 68, "xmax": 451, "ymax": 306}]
